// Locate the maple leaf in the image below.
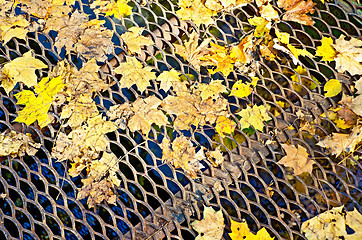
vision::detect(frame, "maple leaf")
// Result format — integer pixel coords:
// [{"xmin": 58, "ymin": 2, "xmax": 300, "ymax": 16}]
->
[
  {"xmin": 277, "ymin": 0, "xmax": 316, "ymax": 25},
  {"xmin": 14, "ymin": 76, "xmax": 65, "ymax": 128},
  {"xmin": 333, "ymin": 35, "xmax": 362, "ymax": 75},
  {"xmin": 77, "ymin": 177, "xmax": 116, "ymax": 208},
  {"xmin": 88, "ymin": 152, "xmax": 121, "ymax": 187},
  {"xmin": 278, "ymin": 144, "xmax": 314, "ymax": 175},
  {"xmin": 16, "ymin": 0, "xmax": 51, "ymax": 18},
  {"xmin": 121, "ymin": 27, "xmax": 154, "ymax": 54},
  {"xmin": 200, "ymin": 43, "xmax": 236, "ymax": 76},
  {"xmin": 0, "ymin": 14, "xmax": 30, "ymax": 44},
  {"xmin": 156, "ymin": 69, "xmax": 183, "ymax": 92},
  {"xmin": 196, "ymin": 80, "xmax": 227, "ymax": 101},
  {"xmin": 107, "ymin": 102, "xmax": 133, "ymax": 129},
  {"xmin": 287, "ymin": 44, "xmax": 313, "ymax": 59},
  {"xmin": 90, "ymin": 0, "xmax": 132, "ymax": 19},
  {"xmin": 324, "ymin": 79, "xmax": 342, "ymax": 97},
  {"xmin": 275, "ymin": 29, "xmax": 290, "ymax": 44},
  {"xmin": 161, "ymin": 135, "xmax": 205, "ymax": 178},
  {"xmin": 114, "ymin": 56, "xmax": 156, "ymax": 92},
  {"xmin": 238, "ymin": 105, "xmax": 271, "ymax": 131},
  {"xmin": 0, "ymin": 131, "xmax": 41, "ymax": 157},
  {"xmin": 215, "ymin": 116, "xmax": 236, "ymax": 137},
  {"xmin": 1, "ymin": 51, "xmax": 48, "ymax": 94},
  {"xmin": 317, "ymin": 125, "xmax": 362, "ymax": 157},
  {"xmin": 316, "ymin": 37, "xmax": 336, "ymax": 61},
  {"xmin": 248, "ymin": 17, "xmax": 271, "ymax": 38},
  {"xmin": 230, "ymin": 80, "xmax": 252, "ymax": 98},
  {"xmin": 128, "ymin": 96, "xmax": 168, "ymax": 134},
  {"xmin": 228, "ymin": 219, "xmax": 274, "ymax": 240},
  {"xmin": 206, "ymin": 147, "xmax": 224, "ymax": 167},
  {"xmin": 191, "ymin": 206, "xmax": 224, "ymax": 240},
  {"xmin": 259, "ymin": 3, "xmax": 279, "ymax": 21},
  {"xmin": 174, "ymin": 32, "xmax": 212, "ymax": 71},
  {"xmin": 176, "ymin": 0, "xmax": 217, "ymax": 27},
  {"xmin": 0, "ymin": 0, "xmax": 14, "ymax": 15},
  {"xmin": 301, "ymin": 206, "xmax": 362, "ymax": 240}
]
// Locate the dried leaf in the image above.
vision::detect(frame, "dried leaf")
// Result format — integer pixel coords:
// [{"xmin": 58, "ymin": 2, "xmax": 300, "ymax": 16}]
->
[
  {"xmin": 191, "ymin": 206, "xmax": 224, "ymax": 240},
  {"xmin": 121, "ymin": 27, "xmax": 154, "ymax": 54},
  {"xmin": 301, "ymin": 206, "xmax": 362, "ymax": 240},
  {"xmin": 161, "ymin": 135, "xmax": 205, "ymax": 178},
  {"xmin": 238, "ymin": 105, "xmax": 271, "ymax": 131},
  {"xmin": 215, "ymin": 116, "xmax": 236, "ymax": 137},
  {"xmin": 229, "ymin": 219, "xmax": 274, "ymax": 240},
  {"xmin": 206, "ymin": 147, "xmax": 224, "ymax": 167},
  {"xmin": 230, "ymin": 80, "xmax": 252, "ymax": 98},
  {"xmin": 89, "ymin": 152, "xmax": 121, "ymax": 187},
  {"xmin": 277, "ymin": 0, "xmax": 316, "ymax": 25},
  {"xmin": 176, "ymin": 0, "xmax": 217, "ymax": 27},
  {"xmin": 259, "ymin": 3, "xmax": 279, "ymax": 21},
  {"xmin": 1, "ymin": 51, "xmax": 48, "ymax": 94},
  {"xmin": 324, "ymin": 79, "xmax": 342, "ymax": 97},
  {"xmin": 156, "ymin": 69, "xmax": 182, "ymax": 92},
  {"xmin": 196, "ymin": 80, "xmax": 227, "ymax": 101},
  {"xmin": 0, "ymin": 14, "xmax": 30, "ymax": 44},
  {"xmin": 90, "ymin": 0, "xmax": 132, "ymax": 19},
  {"xmin": 248, "ymin": 17, "xmax": 271, "ymax": 37},
  {"xmin": 333, "ymin": 35, "xmax": 362, "ymax": 75},
  {"xmin": 14, "ymin": 76, "xmax": 65, "ymax": 128},
  {"xmin": 279, "ymin": 144, "xmax": 314, "ymax": 175},
  {"xmin": 114, "ymin": 56, "xmax": 156, "ymax": 92},
  {"xmin": 0, "ymin": 131, "xmax": 41, "ymax": 157}
]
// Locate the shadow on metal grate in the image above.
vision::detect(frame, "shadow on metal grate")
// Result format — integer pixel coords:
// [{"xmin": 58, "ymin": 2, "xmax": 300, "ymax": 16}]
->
[{"xmin": 0, "ymin": 0, "xmax": 362, "ymax": 239}]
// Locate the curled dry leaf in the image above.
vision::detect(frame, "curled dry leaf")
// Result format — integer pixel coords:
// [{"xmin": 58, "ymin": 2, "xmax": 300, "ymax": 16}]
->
[
  {"xmin": 0, "ymin": 131, "xmax": 41, "ymax": 157},
  {"xmin": 114, "ymin": 56, "xmax": 156, "ymax": 93},
  {"xmin": 0, "ymin": 51, "xmax": 48, "ymax": 94},
  {"xmin": 191, "ymin": 206, "xmax": 224, "ymax": 240},
  {"xmin": 301, "ymin": 206, "xmax": 362, "ymax": 240},
  {"xmin": 279, "ymin": 144, "xmax": 314, "ymax": 175},
  {"xmin": 121, "ymin": 27, "xmax": 154, "ymax": 54},
  {"xmin": 161, "ymin": 135, "xmax": 205, "ymax": 179}
]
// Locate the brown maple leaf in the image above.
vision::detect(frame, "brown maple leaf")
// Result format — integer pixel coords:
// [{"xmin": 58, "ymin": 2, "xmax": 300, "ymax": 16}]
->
[
  {"xmin": 277, "ymin": 0, "xmax": 316, "ymax": 25},
  {"xmin": 279, "ymin": 144, "xmax": 314, "ymax": 175}
]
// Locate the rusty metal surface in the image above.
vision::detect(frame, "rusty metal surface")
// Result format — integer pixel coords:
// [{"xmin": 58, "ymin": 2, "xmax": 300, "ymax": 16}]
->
[{"xmin": 0, "ymin": 0, "xmax": 362, "ymax": 239}]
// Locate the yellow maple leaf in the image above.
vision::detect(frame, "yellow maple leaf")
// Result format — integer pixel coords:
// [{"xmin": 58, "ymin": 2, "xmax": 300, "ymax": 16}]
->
[
  {"xmin": 200, "ymin": 43, "xmax": 236, "ymax": 76},
  {"xmin": 259, "ymin": 3, "xmax": 279, "ymax": 21},
  {"xmin": 316, "ymin": 37, "xmax": 336, "ymax": 61},
  {"xmin": 121, "ymin": 27, "xmax": 154, "ymax": 54},
  {"xmin": 333, "ymin": 35, "xmax": 362, "ymax": 75},
  {"xmin": 114, "ymin": 56, "xmax": 156, "ymax": 92},
  {"xmin": 157, "ymin": 69, "xmax": 183, "ymax": 92},
  {"xmin": 161, "ymin": 135, "xmax": 205, "ymax": 178},
  {"xmin": 176, "ymin": 0, "xmax": 217, "ymax": 27},
  {"xmin": 279, "ymin": 144, "xmax": 314, "ymax": 175},
  {"xmin": 191, "ymin": 206, "xmax": 224, "ymax": 240},
  {"xmin": 1, "ymin": 51, "xmax": 48, "ymax": 94},
  {"xmin": 0, "ymin": 130, "xmax": 41, "ymax": 157},
  {"xmin": 275, "ymin": 29, "xmax": 290, "ymax": 44},
  {"xmin": 14, "ymin": 76, "xmax": 65, "ymax": 128},
  {"xmin": 174, "ymin": 31, "xmax": 212, "ymax": 71},
  {"xmin": 324, "ymin": 79, "xmax": 342, "ymax": 97},
  {"xmin": 90, "ymin": 0, "xmax": 132, "ymax": 19},
  {"xmin": 248, "ymin": 17, "xmax": 271, "ymax": 37},
  {"xmin": 229, "ymin": 219, "xmax": 274, "ymax": 240},
  {"xmin": 301, "ymin": 206, "xmax": 362, "ymax": 240},
  {"xmin": 0, "ymin": 14, "xmax": 30, "ymax": 44},
  {"xmin": 230, "ymin": 80, "xmax": 252, "ymax": 98},
  {"xmin": 238, "ymin": 105, "xmax": 271, "ymax": 131},
  {"xmin": 287, "ymin": 44, "xmax": 313, "ymax": 59},
  {"xmin": 215, "ymin": 116, "xmax": 236, "ymax": 137},
  {"xmin": 196, "ymin": 80, "xmax": 227, "ymax": 101}
]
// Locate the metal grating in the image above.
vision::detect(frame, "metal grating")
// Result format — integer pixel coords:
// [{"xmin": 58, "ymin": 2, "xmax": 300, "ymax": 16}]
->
[{"xmin": 0, "ymin": 0, "xmax": 362, "ymax": 239}]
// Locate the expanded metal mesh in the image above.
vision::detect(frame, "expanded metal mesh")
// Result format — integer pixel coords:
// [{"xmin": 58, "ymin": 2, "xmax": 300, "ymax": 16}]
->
[{"xmin": 0, "ymin": 0, "xmax": 362, "ymax": 239}]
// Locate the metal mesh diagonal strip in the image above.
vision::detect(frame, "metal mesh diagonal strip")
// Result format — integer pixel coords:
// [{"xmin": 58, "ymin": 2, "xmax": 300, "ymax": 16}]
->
[{"xmin": 0, "ymin": 0, "xmax": 361, "ymax": 239}]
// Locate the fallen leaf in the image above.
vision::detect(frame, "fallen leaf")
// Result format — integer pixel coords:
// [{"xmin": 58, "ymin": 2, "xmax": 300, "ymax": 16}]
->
[
  {"xmin": 301, "ymin": 206, "xmax": 362, "ymax": 240},
  {"xmin": 248, "ymin": 17, "xmax": 271, "ymax": 38},
  {"xmin": 316, "ymin": 37, "xmax": 336, "ymax": 61},
  {"xmin": 0, "ymin": 131, "xmax": 41, "ymax": 157},
  {"xmin": 333, "ymin": 35, "xmax": 362, "ymax": 75},
  {"xmin": 259, "ymin": 3, "xmax": 279, "ymax": 21},
  {"xmin": 0, "ymin": 14, "xmax": 30, "ymax": 44},
  {"xmin": 206, "ymin": 147, "xmax": 224, "ymax": 167},
  {"xmin": 161, "ymin": 135, "xmax": 205, "ymax": 178},
  {"xmin": 14, "ymin": 76, "xmax": 65, "ymax": 128},
  {"xmin": 196, "ymin": 80, "xmax": 227, "ymax": 101},
  {"xmin": 174, "ymin": 32, "xmax": 212, "ymax": 71},
  {"xmin": 114, "ymin": 56, "xmax": 156, "ymax": 92},
  {"xmin": 215, "ymin": 116, "xmax": 236, "ymax": 137},
  {"xmin": 200, "ymin": 43, "xmax": 236, "ymax": 76},
  {"xmin": 191, "ymin": 206, "xmax": 224, "ymax": 240},
  {"xmin": 277, "ymin": 0, "xmax": 316, "ymax": 25},
  {"xmin": 205, "ymin": 0, "xmax": 252, "ymax": 12},
  {"xmin": 317, "ymin": 125, "xmax": 362, "ymax": 157},
  {"xmin": 287, "ymin": 44, "xmax": 313, "ymax": 59},
  {"xmin": 176, "ymin": 0, "xmax": 217, "ymax": 27},
  {"xmin": 229, "ymin": 219, "xmax": 274, "ymax": 240},
  {"xmin": 279, "ymin": 144, "xmax": 314, "ymax": 175},
  {"xmin": 90, "ymin": 0, "xmax": 132, "ymax": 19},
  {"xmin": 230, "ymin": 80, "xmax": 252, "ymax": 98},
  {"xmin": 238, "ymin": 105, "xmax": 271, "ymax": 131},
  {"xmin": 121, "ymin": 27, "xmax": 154, "ymax": 54},
  {"xmin": 1, "ymin": 51, "xmax": 48, "ymax": 94},
  {"xmin": 324, "ymin": 79, "xmax": 342, "ymax": 97},
  {"xmin": 275, "ymin": 29, "xmax": 290, "ymax": 44},
  {"xmin": 88, "ymin": 152, "xmax": 121, "ymax": 187},
  {"xmin": 157, "ymin": 69, "xmax": 183, "ymax": 92}
]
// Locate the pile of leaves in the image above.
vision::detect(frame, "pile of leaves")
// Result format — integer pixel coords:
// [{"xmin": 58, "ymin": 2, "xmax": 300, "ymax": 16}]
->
[{"xmin": 0, "ymin": 0, "xmax": 362, "ymax": 239}]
